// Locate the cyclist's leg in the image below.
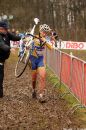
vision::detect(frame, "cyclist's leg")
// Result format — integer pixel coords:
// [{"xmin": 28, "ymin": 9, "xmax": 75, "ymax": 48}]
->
[
  {"xmin": 31, "ymin": 70, "xmax": 37, "ymax": 98},
  {"xmin": 36, "ymin": 56, "xmax": 47, "ymax": 102},
  {"xmin": 30, "ymin": 56, "xmax": 37, "ymax": 89},
  {"xmin": 30, "ymin": 56, "xmax": 37, "ymax": 98},
  {"xmin": 32, "ymin": 70, "xmax": 37, "ymax": 89},
  {"xmin": 37, "ymin": 66, "xmax": 47, "ymax": 102},
  {"xmin": 37, "ymin": 66, "xmax": 46, "ymax": 94}
]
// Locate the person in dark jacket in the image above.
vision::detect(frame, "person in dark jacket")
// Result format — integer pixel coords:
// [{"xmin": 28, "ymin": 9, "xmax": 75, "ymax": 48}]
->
[{"xmin": 0, "ymin": 21, "xmax": 21, "ymax": 98}]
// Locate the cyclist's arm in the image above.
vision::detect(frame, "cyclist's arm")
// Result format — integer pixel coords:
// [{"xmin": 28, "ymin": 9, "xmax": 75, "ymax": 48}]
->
[
  {"xmin": 41, "ymin": 37, "xmax": 53, "ymax": 50},
  {"xmin": 0, "ymin": 35, "xmax": 10, "ymax": 51},
  {"xmin": 8, "ymin": 32, "xmax": 21, "ymax": 41},
  {"xmin": 27, "ymin": 34, "xmax": 53, "ymax": 50},
  {"xmin": 45, "ymin": 42, "xmax": 53, "ymax": 50}
]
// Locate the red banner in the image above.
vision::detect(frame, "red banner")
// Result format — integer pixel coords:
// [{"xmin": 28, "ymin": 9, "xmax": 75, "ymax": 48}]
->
[
  {"xmin": 71, "ymin": 59, "xmax": 83, "ymax": 101},
  {"xmin": 46, "ymin": 49, "xmax": 86, "ymax": 106},
  {"xmin": 83, "ymin": 64, "xmax": 86, "ymax": 105},
  {"xmin": 61, "ymin": 53, "xmax": 71, "ymax": 87}
]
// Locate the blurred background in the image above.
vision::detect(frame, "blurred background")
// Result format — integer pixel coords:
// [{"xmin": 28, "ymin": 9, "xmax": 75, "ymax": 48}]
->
[{"xmin": 0, "ymin": 0, "xmax": 86, "ymax": 41}]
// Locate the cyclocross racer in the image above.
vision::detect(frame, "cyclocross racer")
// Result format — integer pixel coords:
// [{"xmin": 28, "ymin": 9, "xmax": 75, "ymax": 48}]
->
[{"xmin": 29, "ymin": 24, "xmax": 53, "ymax": 103}]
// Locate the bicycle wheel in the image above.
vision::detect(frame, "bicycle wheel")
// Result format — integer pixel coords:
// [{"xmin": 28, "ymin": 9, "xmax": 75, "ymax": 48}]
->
[{"xmin": 15, "ymin": 53, "xmax": 29, "ymax": 78}]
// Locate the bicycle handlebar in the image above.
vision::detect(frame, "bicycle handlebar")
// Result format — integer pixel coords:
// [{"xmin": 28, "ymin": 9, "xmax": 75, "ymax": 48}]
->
[
  {"xmin": 26, "ymin": 33, "xmax": 41, "ymax": 39},
  {"xmin": 25, "ymin": 33, "xmax": 46, "ymax": 47},
  {"xmin": 25, "ymin": 33, "xmax": 62, "ymax": 49}
]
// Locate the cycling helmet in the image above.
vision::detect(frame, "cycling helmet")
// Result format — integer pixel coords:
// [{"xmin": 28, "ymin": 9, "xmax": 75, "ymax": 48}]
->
[{"xmin": 39, "ymin": 24, "xmax": 51, "ymax": 32}]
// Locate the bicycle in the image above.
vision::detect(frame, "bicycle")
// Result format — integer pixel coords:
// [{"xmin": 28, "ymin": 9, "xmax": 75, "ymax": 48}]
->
[
  {"xmin": 15, "ymin": 18, "xmax": 40, "ymax": 78},
  {"xmin": 14, "ymin": 21, "xmax": 60, "ymax": 78}
]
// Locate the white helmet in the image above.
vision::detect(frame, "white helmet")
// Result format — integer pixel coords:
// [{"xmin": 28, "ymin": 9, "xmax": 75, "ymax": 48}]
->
[{"xmin": 39, "ymin": 24, "xmax": 51, "ymax": 32}]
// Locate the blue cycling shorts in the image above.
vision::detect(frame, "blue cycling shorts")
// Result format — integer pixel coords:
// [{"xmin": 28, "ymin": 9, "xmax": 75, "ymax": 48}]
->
[{"xmin": 29, "ymin": 55, "xmax": 44, "ymax": 70}]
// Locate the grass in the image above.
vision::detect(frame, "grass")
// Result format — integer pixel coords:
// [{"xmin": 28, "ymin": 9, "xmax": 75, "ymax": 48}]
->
[{"xmin": 46, "ymin": 66, "xmax": 86, "ymax": 127}]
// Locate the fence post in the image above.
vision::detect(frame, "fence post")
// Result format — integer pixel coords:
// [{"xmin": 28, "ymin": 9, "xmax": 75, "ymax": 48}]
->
[
  {"xmin": 70, "ymin": 52, "xmax": 73, "ymax": 90},
  {"xmin": 59, "ymin": 50, "xmax": 62, "ymax": 88},
  {"xmin": 82, "ymin": 62, "xmax": 85, "ymax": 106}
]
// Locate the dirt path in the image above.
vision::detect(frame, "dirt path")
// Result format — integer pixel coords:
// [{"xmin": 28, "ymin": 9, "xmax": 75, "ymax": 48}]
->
[{"xmin": 0, "ymin": 57, "xmax": 86, "ymax": 130}]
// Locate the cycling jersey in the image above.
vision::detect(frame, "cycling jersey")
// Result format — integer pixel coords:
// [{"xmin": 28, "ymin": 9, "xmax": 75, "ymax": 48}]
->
[
  {"xmin": 30, "ymin": 36, "xmax": 52, "ymax": 57},
  {"xmin": 30, "ymin": 39, "xmax": 45, "ymax": 57},
  {"xmin": 29, "ymin": 36, "xmax": 53, "ymax": 70}
]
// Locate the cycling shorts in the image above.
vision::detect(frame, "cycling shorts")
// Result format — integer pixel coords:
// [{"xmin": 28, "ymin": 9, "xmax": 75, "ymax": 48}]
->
[{"xmin": 29, "ymin": 55, "xmax": 44, "ymax": 70}]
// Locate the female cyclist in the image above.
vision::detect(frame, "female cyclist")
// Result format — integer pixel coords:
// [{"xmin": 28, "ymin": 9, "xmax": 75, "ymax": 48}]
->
[{"xmin": 29, "ymin": 24, "xmax": 54, "ymax": 103}]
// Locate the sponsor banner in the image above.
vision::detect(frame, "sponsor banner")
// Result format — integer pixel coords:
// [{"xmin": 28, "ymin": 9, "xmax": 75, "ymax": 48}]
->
[
  {"xmin": 56, "ymin": 41, "xmax": 86, "ymax": 50},
  {"xmin": 10, "ymin": 40, "xmax": 86, "ymax": 50}
]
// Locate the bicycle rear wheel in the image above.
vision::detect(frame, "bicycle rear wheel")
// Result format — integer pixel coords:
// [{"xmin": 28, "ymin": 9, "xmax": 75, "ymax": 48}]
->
[{"xmin": 15, "ymin": 53, "xmax": 29, "ymax": 78}]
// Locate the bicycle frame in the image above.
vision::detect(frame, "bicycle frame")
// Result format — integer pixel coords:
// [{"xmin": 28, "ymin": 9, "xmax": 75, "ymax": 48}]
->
[{"xmin": 15, "ymin": 18, "xmax": 40, "ymax": 78}]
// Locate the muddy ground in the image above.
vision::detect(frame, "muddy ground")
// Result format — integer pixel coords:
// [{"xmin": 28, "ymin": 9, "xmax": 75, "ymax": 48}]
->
[{"xmin": 0, "ymin": 56, "xmax": 86, "ymax": 130}]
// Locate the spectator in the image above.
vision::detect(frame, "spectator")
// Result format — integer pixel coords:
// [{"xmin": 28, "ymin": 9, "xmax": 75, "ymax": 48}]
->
[
  {"xmin": 11, "ymin": 28, "xmax": 16, "ymax": 34},
  {"xmin": 52, "ymin": 31, "xmax": 59, "ymax": 47},
  {"xmin": 0, "ymin": 21, "xmax": 21, "ymax": 98}
]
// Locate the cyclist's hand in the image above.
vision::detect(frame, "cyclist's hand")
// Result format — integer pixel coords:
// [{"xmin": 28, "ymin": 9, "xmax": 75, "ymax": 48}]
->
[
  {"xmin": 26, "ymin": 46, "xmax": 30, "ymax": 50},
  {"xmin": 40, "ymin": 37, "xmax": 46, "ymax": 43}
]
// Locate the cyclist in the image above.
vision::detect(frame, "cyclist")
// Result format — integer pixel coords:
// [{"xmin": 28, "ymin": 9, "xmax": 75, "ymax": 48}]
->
[{"xmin": 29, "ymin": 24, "xmax": 53, "ymax": 103}]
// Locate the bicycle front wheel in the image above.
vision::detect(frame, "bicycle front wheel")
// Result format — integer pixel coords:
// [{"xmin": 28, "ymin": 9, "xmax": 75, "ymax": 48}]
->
[{"xmin": 15, "ymin": 53, "xmax": 29, "ymax": 78}]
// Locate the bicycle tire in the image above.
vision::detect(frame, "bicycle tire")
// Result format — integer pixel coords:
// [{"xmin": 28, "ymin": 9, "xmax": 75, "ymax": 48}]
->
[{"xmin": 15, "ymin": 53, "xmax": 29, "ymax": 78}]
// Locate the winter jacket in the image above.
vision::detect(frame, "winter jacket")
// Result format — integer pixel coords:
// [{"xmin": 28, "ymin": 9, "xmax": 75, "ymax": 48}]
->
[{"xmin": 0, "ymin": 32, "xmax": 21, "ymax": 62}]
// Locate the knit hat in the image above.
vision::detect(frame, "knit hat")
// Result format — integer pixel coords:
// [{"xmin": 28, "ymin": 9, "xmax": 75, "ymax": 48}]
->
[{"xmin": 0, "ymin": 21, "xmax": 9, "ymax": 29}]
